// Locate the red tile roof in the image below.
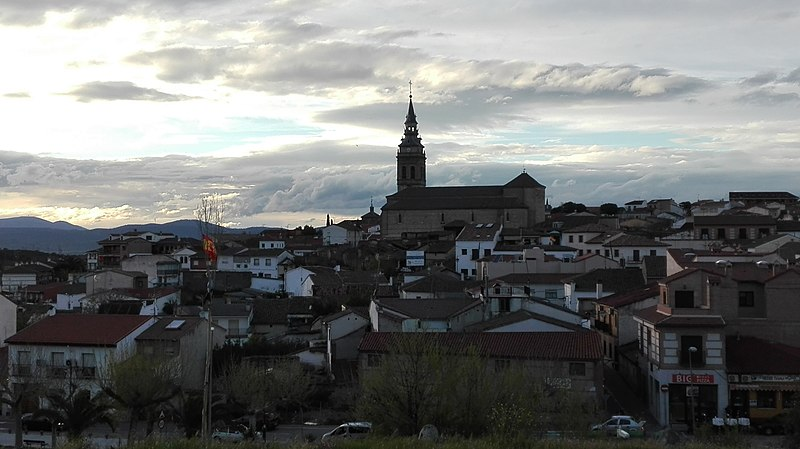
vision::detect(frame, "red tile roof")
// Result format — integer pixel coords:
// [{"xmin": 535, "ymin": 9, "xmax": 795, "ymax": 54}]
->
[
  {"xmin": 6, "ymin": 314, "xmax": 153, "ymax": 347},
  {"xmin": 358, "ymin": 331, "xmax": 601, "ymax": 361},
  {"xmin": 727, "ymin": 336, "xmax": 800, "ymax": 374},
  {"xmin": 597, "ymin": 283, "xmax": 660, "ymax": 308}
]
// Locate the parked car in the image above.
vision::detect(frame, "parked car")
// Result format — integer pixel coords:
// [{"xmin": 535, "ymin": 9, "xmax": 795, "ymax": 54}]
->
[
  {"xmin": 211, "ymin": 426, "xmax": 247, "ymax": 442},
  {"xmin": 591, "ymin": 415, "xmax": 646, "ymax": 438},
  {"xmin": 21, "ymin": 413, "xmax": 65, "ymax": 432},
  {"xmin": 756, "ymin": 413, "xmax": 787, "ymax": 435},
  {"xmin": 321, "ymin": 422, "xmax": 372, "ymax": 442}
]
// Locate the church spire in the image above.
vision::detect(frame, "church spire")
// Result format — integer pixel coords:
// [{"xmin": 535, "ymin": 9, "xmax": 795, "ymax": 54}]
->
[{"xmin": 396, "ymin": 81, "xmax": 426, "ymax": 191}]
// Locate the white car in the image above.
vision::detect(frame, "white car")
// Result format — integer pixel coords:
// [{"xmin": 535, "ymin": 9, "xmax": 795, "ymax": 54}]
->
[
  {"xmin": 211, "ymin": 427, "xmax": 247, "ymax": 442},
  {"xmin": 591, "ymin": 415, "xmax": 646, "ymax": 437},
  {"xmin": 321, "ymin": 422, "xmax": 372, "ymax": 441}
]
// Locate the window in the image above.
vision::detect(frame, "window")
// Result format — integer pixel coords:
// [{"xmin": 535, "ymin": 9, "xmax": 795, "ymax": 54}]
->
[
  {"xmin": 700, "ymin": 228, "xmax": 710, "ymax": 239},
  {"xmin": 498, "ymin": 297, "xmax": 511, "ymax": 313},
  {"xmin": 265, "ymin": 259, "xmax": 272, "ymax": 266},
  {"xmin": 545, "ymin": 290, "xmax": 558, "ymax": 300},
  {"xmin": 495, "ymin": 359, "xmax": 511, "ymax": 372},
  {"xmin": 614, "ymin": 249, "xmax": 620, "ymax": 257},
  {"xmin": 483, "ymin": 249, "xmax": 491, "ymax": 257},
  {"xmin": 739, "ymin": 291, "xmax": 755, "ymax": 307},
  {"xmin": 398, "ymin": 214, "xmax": 402, "ymax": 223},
  {"xmin": 568, "ymin": 235, "xmax": 574, "ymax": 243},
  {"xmin": 717, "ymin": 228, "xmax": 726, "ymax": 239},
  {"xmin": 579, "ymin": 235, "xmax": 584, "ymax": 243},
  {"xmin": 401, "ymin": 166, "xmax": 407, "ymax": 179},
  {"xmin": 253, "ymin": 258, "xmax": 260, "ymax": 266},
  {"xmin": 739, "ymin": 228, "xmax": 748, "ymax": 239},
  {"xmin": 441, "ymin": 213, "xmax": 445, "ymax": 224},
  {"xmin": 650, "ymin": 250, "xmax": 657, "ymax": 256},
  {"xmin": 633, "ymin": 250, "xmax": 640, "ymax": 261},
  {"xmin": 410, "ymin": 166, "xmax": 416, "ymax": 179},
  {"xmin": 460, "ymin": 269, "xmax": 468, "ymax": 277},
  {"xmin": 569, "ymin": 362, "xmax": 586, "ymax": 376},
  {"xmin": 461, "ymin": 249, "xmax": 467, "ymax": 256},
  {"xmin": 675, "ymin": 290, "xmax": 694, "ymax": 308},
  {"xmin": 367, "ymin": 354, "xmax": 382, "ymax": 367},
  {"xmin": 680, "ymin": 336, "xmax": 703, "ymax": 366},
  {"xmin": 471, "ymin": 249, "xmax": 479, "ymax": 260},
  {"xmin": 757, "ymin": 391, "xmax": 777, "ymax": 408}
]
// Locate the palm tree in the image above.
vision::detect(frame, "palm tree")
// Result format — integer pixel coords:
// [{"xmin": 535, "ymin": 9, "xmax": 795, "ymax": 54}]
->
[{"xmin": 37, "ymin": 388, "xmax": 116, "ymax": 446}]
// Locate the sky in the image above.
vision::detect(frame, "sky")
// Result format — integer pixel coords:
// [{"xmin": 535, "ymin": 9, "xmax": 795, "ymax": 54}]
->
[{"xmin": 1, "ymin": 1, "xmax": 800, "ymax": 230}]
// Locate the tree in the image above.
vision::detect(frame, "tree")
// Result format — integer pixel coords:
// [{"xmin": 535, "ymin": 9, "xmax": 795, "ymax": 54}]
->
[
  {"xmin": 357, "ymin": 334, "xmax": 448, "ymax": 435},
  {"xmin": 1, "ymin": 355, "xmax": 46, "ymax": 449},
  {"xmin": 38, "ymin": 388, "xmax": 115, "ymax": 443},
  {"xmin": 599, "ymin": 203, "xmax": 620, "ymax": 216},
  {"xmin": 552, "ymin": 202, "xmax": 587, "ymax": 214},
  {"xmin": 101, "ymin": 353, "xmax": 181, "ymax": 442},
  {"xmin": 216, "ymin": 358, "xmax": 313, "ymax": 430}
]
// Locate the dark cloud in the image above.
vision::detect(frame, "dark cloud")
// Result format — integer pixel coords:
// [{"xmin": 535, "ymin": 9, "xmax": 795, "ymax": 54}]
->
[
  {"xmin": 64, "ymin": 81, "xmax": 194, "ymax": 102},
  {"xmin": 741, "ymin": 71, "xmax": 779, "ymax": 86},
  {"xmin": 736, "ymin": 88, "xmax": 800, "ymax": 106}
]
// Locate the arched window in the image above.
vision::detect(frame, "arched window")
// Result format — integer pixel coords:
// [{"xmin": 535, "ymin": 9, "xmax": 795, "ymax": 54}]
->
[
  {"xmin": 401, "ymin": 166, "xmax": 407, "ymax": 179},
  {"xmin": 410, "ymin": 166, "xmax": 416, "ymax": 179}
]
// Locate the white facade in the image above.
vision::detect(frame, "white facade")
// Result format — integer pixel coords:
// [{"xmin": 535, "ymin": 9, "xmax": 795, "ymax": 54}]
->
[
  {"xmin": 322, "ymin": 225, "xmax": 348, "ymax": 246},
  {"xmin": 259, "ymin": 240, "xmax": 286, "ymax": 249},
  {"xmin": 455, "ymin": 224, "xmax": 502, "ymax": 279},
  {"xmin": 0, "ymin": 294, "xmax": 16, "ymax": 347},
  {"xmin": 284, "ymin": 267, "xmax": 315, "ymax": 297}
]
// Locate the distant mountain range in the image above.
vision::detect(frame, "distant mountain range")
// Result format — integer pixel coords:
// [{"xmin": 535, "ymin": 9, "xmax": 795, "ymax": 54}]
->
[{"xmin": 0, "ymin": 217, "xmax": 270, "ymax": 254}]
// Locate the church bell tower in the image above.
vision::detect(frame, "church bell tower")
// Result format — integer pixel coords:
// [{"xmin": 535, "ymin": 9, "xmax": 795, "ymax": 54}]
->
[{"xmin": 396, "ymin": 82, "xmax": 426, "ymax": 191}]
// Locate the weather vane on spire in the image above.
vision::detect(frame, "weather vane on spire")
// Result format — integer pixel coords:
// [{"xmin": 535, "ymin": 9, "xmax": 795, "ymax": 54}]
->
[{"xmin": 409, "ymin": 80, "xmax": 413, "ymax": 99}]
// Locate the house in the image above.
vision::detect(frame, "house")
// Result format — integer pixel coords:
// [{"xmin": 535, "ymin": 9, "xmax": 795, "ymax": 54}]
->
[
  {"xmin": 1, "ymin": 263, "xmax": 54, "ymax": 294},
  {"xmin": 283, "ymin": 266, "xmax": 388, "ymax": 301},
  {"xmin": 632, "ymin": 264, "xmax": 800, "ymax": 428},
  {"xmin": 601, "ymin": 234, "xmax": 670, "ymax": 267},
  {"xmin": 321, "ymin": 308, "xmax": 371, "ymax": 381},
  {"xmin": 322, "ymin": 221, "xmax": 364, "ymax": 247},
  {"xmin": 398, "ymin": 271, "xmax": 474, "ymax": 300},
  {"xmin": 593, "ymin": 283, "xmax": 660, "ymax": 375},
  {"xmin": 693, "ymin": 215, "xmax": 776, "ymax": 241},
  {"xmin": 81, "ymin": 287, "xmax": 178, "ymax": 315},
  {"xmin": 563, "ymin": 268, "xmax": 646, "ymax": 315},
  {"xmin": 455, "ymin": 223, "xmax": 503, "ymax": 279},
  {"xmin": 54, "ymin": 283, "xmax": 87, "ymax": 311},
  {"xmin": 5, "ymin": 314, "xmax": 155, "ymax": 398},
  {"xmin": 120, "ymin": 254, "xmax": 181, "ymax": 287},
  {"xmin": 87, "ymin": 269, "xmax": 148, "ymax": 295},
  {"xmin": 250, "ymin": 297, "xmax": 317, "ymax": 340},
  {"xmin": 725, "ymin": 336, "xmax": 800, "ymax": 423},
  {"xmin": 369, "ymin": 298, "xmax": 484, "ymax": 332},
  {"xmin": 0, "ymin": 294, "xmax": 16, "ymax": 347},
  {"xmin": 208, "ymin": 300, "xmax": 254, "ymax": 345},
  {"xmin": 358, "ymin": 332, "xmax": 603, "ymax": 404},
  {"xmin": 464, "ymin": 310, "xmax": 587, "ymax": 333},
  {"xmin": 135, "ymin": 316, "xmax": 223, "ymax": 390},
  {"xmin": 215, "ymin": 247, "xmax": 294, "ymax": 293},
  {"xmin": 476, "ymin": 247, "xmax": 621, "ymax": 281},
  {"xmin": 729, "ymin": 191, "xmax": 798, "ymax": 207}
]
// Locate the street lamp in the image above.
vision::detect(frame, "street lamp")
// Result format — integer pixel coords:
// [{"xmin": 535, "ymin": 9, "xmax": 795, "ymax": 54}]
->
[{"xmin": 688, "ymin": 346, "xmax": 698, "ymax": 433}]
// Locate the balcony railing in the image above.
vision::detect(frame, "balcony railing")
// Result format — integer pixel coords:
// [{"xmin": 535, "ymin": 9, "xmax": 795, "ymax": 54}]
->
[{"xmin": 11, "ymin": 364, "xmax": 97, "ymax": 379}]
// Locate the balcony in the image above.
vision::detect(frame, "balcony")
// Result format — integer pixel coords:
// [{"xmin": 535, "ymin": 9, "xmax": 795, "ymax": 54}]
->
[{"xmin": 12, "ymin": 364, "xmax": 97, "ymax": 379}]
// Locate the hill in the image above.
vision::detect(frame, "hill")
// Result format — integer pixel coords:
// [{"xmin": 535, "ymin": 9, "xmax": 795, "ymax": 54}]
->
[{"xmin": 0, "ymin": 218, "xmax": 270, "ymax": 254}]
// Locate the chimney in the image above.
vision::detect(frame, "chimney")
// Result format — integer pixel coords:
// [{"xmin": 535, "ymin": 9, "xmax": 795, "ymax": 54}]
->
[{"xmin": 596, "ymin": 279, "xmax": 603, "ymax": 299}]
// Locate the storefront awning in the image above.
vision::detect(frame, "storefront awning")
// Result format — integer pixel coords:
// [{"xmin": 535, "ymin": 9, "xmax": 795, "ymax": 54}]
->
[{"xmin": 730, "ymin": 383, "xmax": 800, "ymax": 391}]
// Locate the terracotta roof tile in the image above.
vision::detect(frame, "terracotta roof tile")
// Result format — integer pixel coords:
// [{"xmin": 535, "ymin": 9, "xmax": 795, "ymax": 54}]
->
[
  {"xmin": 6, "ymin": 314, "xmax": 152, "ymax": 347},
  {"xmin": 358, "ymin": 331, "xmax": 602, "ymax": 361}
]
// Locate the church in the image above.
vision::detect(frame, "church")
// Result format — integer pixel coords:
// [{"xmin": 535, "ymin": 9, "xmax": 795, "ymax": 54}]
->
[{"xmin": 380, "ymin": 92, "xmax": 547, "ymax": 240}]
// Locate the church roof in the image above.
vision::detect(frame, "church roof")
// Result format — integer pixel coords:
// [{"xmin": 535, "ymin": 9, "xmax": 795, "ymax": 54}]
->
[
  {"xmin": 504, "ymin": 172, "xmax": 545, "ymax": 189},
  {"xmin": 383, "ymin": 186, "xmax": 527, "ymax": 211}
]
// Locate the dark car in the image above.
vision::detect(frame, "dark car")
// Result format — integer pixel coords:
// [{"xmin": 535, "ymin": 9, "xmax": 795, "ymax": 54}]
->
[
  {"xmin": 756, "ymin": 414, "xmax": 787, "ymax": 435},
  {"xmin": 21, "ymin": 413, "xmax": 65, "ymax": 432}
]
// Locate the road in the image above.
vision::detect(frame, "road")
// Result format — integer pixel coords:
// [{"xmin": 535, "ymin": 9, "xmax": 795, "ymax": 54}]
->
[{"xmin": 0, "ymin": 422, "xmax": 335, "ymax": 448}]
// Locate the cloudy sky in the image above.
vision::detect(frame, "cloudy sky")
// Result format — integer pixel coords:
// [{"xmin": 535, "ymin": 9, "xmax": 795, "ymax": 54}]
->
[{"xmin": 1, "ymin": 1, "xmax": 799, "ymax": 229}]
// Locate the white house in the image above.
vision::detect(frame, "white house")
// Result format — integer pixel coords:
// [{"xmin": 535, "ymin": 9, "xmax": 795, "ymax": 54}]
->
[
  {"xmin": 0, "ymin": 294, "xmax": 16, "ymax": 347},
  {"xmin": 602, "ymin": 234, "xmax": 670, "ymax": 267},
  {"xmin": 455, "ymin": 223, "xmax": 502, "ymax": 279},
  {"xmin": 5, "ymin": 314, "xmax": 156, "ymax": 397},
  {"xmin": 321, "ymin": 308, "xmax": 370, "ymax": 375}
]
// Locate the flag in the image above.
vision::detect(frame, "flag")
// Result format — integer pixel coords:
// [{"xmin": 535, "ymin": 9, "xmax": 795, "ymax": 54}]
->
[{"xmin": 202, "ymin": 235, "xmax": 217, "ymax": 262}]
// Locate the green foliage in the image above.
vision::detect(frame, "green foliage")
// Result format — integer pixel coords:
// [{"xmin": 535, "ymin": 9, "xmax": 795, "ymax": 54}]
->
[
  {"xmin": 599, "ymin": 203, "xmax": 620, "ymax": 216},
  {"xmin": 357, "ymin": 336, "xmax": 596, "ymax": 438},
  {"xmin": 41, "ymin": 388, "xmax": 116, "ymax": 440},
  {"xmin": 552, "ymin": 202, "xmax": 587, "ymax": 214}
]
